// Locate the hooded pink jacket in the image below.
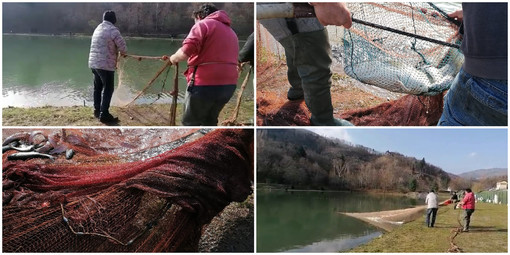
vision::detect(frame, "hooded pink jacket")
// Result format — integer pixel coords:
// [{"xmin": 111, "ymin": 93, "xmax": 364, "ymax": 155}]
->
[
  {"xmin": 461, "ymin": 192, "xmax": 475, "ymax": 210},
  {"xmin": 181, "ymin": 10, "xmax": 239, "ymax": 86}
]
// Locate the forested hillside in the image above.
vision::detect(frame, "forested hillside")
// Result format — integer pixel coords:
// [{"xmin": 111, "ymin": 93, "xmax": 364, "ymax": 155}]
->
[
  {"xmin": 257, "ymin": 129, "xmax": 451, "ymax": 192},
  {"xmin": 3, "ymin": 3, "xmax": 253, "ymax": 37}
]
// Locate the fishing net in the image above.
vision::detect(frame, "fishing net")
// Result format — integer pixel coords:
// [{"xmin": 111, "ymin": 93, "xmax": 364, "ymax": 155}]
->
[
  {"xmin": 3, "ymin": 128, "xmax": 254, "ymax": 252},
  {"xmin": 341, "ymin": 93, "xmax": 445, "ymax": 126},
  {"xmin": 114, "ymin": 54, "xmax": 252, "ymax": 126},
  {"xmin": 114, "ymin": 54, "xmax": 179, "ymax": 107},
  {"xmin": 341, "ymin": 2, "xmax": 464, "ymax": 96},
  {"xmin": 111, "ymin": 54, "xmax": 181, "ymax": 125}
]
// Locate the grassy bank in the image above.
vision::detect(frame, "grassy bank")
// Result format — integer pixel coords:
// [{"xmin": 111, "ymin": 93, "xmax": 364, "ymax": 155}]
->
[
  {"xmin": 350, "ymin": 202, "xmax": 507, "ymax": 253},
  {"xmin": 2, "ymin": 101, "xmax": 254, "ymax": 126}
]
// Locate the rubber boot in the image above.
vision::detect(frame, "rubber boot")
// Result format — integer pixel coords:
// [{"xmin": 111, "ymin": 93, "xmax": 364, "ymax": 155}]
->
[
  {"xmin": 292, "ymin": 29, "xmax": 353, "ymax": 126},
  {"xmin": 279, "ymin": 36, "xmax": 304, "ymax": 100}
]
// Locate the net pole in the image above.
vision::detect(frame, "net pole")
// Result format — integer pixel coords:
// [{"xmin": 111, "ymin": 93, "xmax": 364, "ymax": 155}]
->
[
  {"xmin": 170, "ymin": 64, "xmax": 179, "ymax": 126},
  {"xmin": 351, "ymin": 17, "xmax": 460, "ymax": 49},
  {"xmin": 222, "ymin": 65, "xmax": 252, "ymax": 126}
]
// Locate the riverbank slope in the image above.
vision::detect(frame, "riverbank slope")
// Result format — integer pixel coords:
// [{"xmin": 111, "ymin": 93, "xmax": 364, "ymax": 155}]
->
[
  {"xmin": 349, "ymin": 202, "xmax": 507, "ymax": 253},
  {"xmin": 2, "ymin": 102, "xmax": 254, "ymax": 126}
]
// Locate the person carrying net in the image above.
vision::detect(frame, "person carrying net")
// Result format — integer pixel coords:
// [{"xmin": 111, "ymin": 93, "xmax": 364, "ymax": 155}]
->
[
  {"xmin": 88, "ymin": 10, "xmax": 127, "ymax": 124},
  {"xmin": 258, "ymin": 2, "xmax": 353, "ymax": 126},
  {"xmin": 438, "ymin": 3, "xmax": 507, "ymax": 126},
  {"xmin": 163, "ymin": 4, "xmax": 239, "ymax": 126}
]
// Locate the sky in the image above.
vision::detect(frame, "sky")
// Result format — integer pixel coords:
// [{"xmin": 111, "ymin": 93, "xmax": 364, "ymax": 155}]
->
[{"xmin": 308, "ymin": 128, "xmax": 508, "ymax": 175}]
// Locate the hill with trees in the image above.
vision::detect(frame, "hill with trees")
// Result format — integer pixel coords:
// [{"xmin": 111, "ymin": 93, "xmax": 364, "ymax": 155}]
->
[
  {"xmin": 257, "ymin": 129, "xmax": 451, "ymax": 192},
  {"xmin": 458, "ymin": 168, "xmax": 508, "ymax": 180},
  {"xmin": 3, "ymin": 3, "xmax": 253, "ymax": 38}
]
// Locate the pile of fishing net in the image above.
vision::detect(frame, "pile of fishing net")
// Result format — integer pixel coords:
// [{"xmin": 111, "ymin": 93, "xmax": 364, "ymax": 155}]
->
[
  {"xmin": 341, "ymin": 93, "xmax": 444, "ymax": 126},
  {"xmin": 3, "ymin": 129, "xmax": 253, "ymax": 252},
  {"xmin": 256, "ymin": 93, "xmax": 443, "ymax": 126},
  {"xmin": 341, "ymin": 2, "xmax": 463, "ymax": 96}
]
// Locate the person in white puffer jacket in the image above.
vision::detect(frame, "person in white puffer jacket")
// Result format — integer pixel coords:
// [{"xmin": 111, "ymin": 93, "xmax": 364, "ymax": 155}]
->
[{"xmin": 88, "ymin": 10, "xmax": 127, "ymax": 123}]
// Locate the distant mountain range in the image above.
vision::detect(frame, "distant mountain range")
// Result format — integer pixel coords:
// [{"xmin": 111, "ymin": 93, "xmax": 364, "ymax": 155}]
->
[{"xmin": 458, "ymin": 168, "xmax": 508, "ymax": 180}]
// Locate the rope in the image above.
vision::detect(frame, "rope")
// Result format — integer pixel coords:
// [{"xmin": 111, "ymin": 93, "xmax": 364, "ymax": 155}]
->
[
  {"xmin": 122, "ymin": 53, "xmax": 165, "ymax": 60},
  {"xmin": 222, "ymin": 64, "xmax": 252, "ymax": 126},
  {"xmin": 447, "ymin": 204, "xmax": 464, "ymax": 252},
  {"xmin": 61, "ymin": 201, "xmax": 172, "ymax": 247}
]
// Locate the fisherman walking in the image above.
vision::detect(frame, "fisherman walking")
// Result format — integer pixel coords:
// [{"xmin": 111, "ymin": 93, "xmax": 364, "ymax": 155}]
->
[
  {"xmin": 88, "ymin": 10, "xmax": 127, "ymax": 124},
  {"xmin": 459, "ymin": 188, "xmax": 475, "ymax": 232},
  {"xmin": 425, "ymin": 189, "xmax": 439, "ymax": 227},
  {"xmin": 163, "ymin": 4, "xmax": 239, "ymax": 126},
  {"xmin": 451, "ymin": 191, "xmax": 459, "ymax": 210}
]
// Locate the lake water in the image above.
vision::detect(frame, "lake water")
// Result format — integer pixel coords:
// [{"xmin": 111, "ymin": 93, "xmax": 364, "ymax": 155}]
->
[
  {"xmin": 2, "ymin": 35, "xmax": 253, "ymax": 108},
  {"xmin": 257, "ymin": 190, "xmax": 419, "ymax": 252}
]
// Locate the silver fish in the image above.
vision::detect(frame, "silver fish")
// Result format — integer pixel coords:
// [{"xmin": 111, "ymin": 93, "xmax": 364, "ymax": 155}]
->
[
  {"xmin": 344, "ymin": 60, "xmax": 455, "ymax": 96},
  {"xmin": 7, "ymin": 152, "xmax": 55, "ymax": 161},
  {"xmin": 65, "ymin": 149, "xmax": 75, "ymax": 160}
]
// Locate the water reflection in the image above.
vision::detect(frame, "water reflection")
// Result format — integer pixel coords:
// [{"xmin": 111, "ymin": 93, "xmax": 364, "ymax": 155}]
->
[
  {"xmin": 257, "ymin": 190, "xmax": 418, "ymax": 252},
  {"xmin": 3, "ymin": 35, "xmax": 253, "ymax": 108}
]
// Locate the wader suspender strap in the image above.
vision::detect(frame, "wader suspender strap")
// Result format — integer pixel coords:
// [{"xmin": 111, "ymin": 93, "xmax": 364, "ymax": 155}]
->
[
  {"xmin": 286, "ymin": 18, "xmax": 299, "ymax": 35},
  {"xmin": 187, "ymin": 66, "xmax": 198, "ymax": 92}
]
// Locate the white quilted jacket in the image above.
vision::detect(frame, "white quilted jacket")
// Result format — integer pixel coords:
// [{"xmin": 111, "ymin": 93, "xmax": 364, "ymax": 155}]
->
[{"xmin": 88, "ymin": 21, "xmax": 127, "ymax": 71}]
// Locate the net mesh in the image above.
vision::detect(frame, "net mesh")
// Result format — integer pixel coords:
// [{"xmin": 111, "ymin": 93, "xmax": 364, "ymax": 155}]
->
[
  {"xmin": 341, "ymin": 2, "xmax": 463, "ymax": 96},
  {"xmin": 114, "ymin": 55, "xmax": 180, "ymax": 107},
  {"xmin": 3, "ymin": 129, "xmax": 253, "ymax": 252}
]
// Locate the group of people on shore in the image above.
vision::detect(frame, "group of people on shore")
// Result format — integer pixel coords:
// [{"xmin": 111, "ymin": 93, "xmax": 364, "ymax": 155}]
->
[
  {"xmin": 88, "ymin": 2, "xmax": 507, "ymax": 127},
  {"xmin": 425, "ymin": 189, "xmax": 476, "ymax": 232},
  {"xmin": 88, "ymin": 4, "xmax": 252, "ymax": 125}
]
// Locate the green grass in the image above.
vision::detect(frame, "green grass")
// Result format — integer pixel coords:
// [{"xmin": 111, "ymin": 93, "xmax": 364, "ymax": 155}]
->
[
  {"xmin": 350, "ymin": 202, "xmax": 507, "ymax": 253},
  {"xmin": 2, "ymin": 101, "xmax": 254, "ymax": 126}
]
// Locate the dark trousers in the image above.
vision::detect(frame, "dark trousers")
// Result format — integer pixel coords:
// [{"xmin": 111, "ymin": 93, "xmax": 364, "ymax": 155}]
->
[
  {"xmin": 426, "ymin": 208, "xmax": 438, "ymax": 227},
  {"xmin": 463, "ymin": 209, "xmax": 475, "ymax": 231},
  {"xmin": 92, "ymin": 68, "xmax": 115, "ymax": 114},
  {"xmin": 182, "ymin": 85, "xmax": 236, "ymax": 126}
]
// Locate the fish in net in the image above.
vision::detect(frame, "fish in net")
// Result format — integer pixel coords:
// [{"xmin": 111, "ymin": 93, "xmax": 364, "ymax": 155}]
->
[
  {"xmin": 341, "ymin": 2, "xmax": 464, "ymax": 96},
  {"xmin": 2, "ymin": 129, "xmax": 253, "ymax": 252}
]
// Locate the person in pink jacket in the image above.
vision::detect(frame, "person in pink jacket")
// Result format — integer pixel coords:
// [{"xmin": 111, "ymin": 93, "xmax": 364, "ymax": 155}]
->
[
  {"xmin": 163, "ymin": 4, "xmax": 239, "ymax": 126},
  {"xmin": 459, "ymin": 188, "xmax": 476, "ymax": 232}
]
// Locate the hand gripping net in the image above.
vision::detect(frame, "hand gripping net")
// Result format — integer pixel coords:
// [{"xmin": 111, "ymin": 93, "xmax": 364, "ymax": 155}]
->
[
  {"xmin": 3, "ymin": 129, "xmax": 253, "ymax": 252},
  {"xmin": 341, "ymin": 2, "xmax": 464, "ymax": 96}
]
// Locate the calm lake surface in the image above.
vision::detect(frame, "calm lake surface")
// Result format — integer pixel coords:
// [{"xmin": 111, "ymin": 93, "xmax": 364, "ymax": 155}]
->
[
  {"xmin": 257, "ymin": 189, "xmax": 419, "ymax": 252},
  {"xmin": 2, "ymin": 35, "xmax": 253, "ymax": 108}
]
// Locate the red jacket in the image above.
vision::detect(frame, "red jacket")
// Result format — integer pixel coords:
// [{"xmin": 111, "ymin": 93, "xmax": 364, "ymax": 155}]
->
[
  {"xmin": 462, "ymin": 192, "xmax": 475, "ymax": 210},
  {"xmin": 181, "ymin": 10, "xmax": 239, "ymax": 86}
]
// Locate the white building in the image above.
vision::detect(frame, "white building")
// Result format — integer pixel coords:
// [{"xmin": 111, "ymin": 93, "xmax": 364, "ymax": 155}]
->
[{"xmin": 496, "ymin": 181, "xmax": 508, "ymax": 190}]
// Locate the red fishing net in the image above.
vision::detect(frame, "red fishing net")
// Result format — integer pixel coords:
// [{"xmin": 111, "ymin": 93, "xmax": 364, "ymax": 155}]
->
[
  {"xmin": 341, "ymin": 93, "xmax": 444, "ymax": 126},
  {"xmin": 256, "ymin": 93, "xmax": 443, "ymax": 126},
  {"xmin": 3, "ymin": 129, "xmax": 254, "ymax": 252}
]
